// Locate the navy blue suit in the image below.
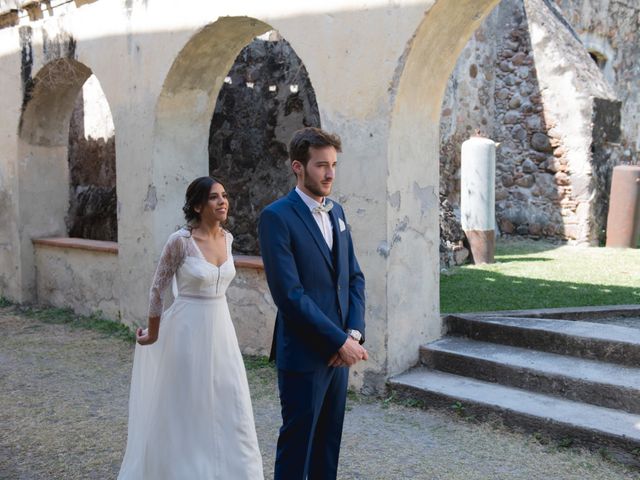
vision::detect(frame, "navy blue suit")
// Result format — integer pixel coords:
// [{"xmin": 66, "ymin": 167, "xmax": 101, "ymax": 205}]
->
[{"xmin": 259, "ymin": 189, "xmax": 365, "ymax": 480}]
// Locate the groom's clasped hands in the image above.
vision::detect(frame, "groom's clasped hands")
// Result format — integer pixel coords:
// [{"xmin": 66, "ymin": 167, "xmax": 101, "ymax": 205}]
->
[{"xmin": 328, "ymin": 337, "xmax": 369, "ymax": 368}]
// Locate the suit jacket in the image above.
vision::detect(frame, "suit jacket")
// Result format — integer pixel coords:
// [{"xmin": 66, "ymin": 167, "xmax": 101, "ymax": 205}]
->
[{"xmin": 258, "ymin": 189, "xmax": 366, "ymax": 372}]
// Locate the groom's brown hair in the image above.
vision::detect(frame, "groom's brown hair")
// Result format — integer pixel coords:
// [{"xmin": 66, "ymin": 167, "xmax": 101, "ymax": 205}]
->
[{"xmin": 289, "ymin": 127, "xmax": 342, "ymax": 167}]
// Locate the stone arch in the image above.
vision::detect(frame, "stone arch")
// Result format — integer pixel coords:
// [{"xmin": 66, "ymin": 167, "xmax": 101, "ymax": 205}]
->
[
  {"xmin": 384, "ymin": 0, "xmax": 500, "ymax": 375},
  {"xmin": 151, "ymin": 16, "xmax": 316, "ymax": 249},
  {"xmin": 19, "ymin": 58, "xmax": 93, "ymax": 145},
  {"xmin": 17, "ymin": 58, "xmax": 117, "ymax": 301}
]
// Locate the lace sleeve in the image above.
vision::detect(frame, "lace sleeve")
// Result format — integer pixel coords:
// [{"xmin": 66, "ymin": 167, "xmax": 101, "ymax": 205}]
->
[{"xmin": 148, "ymin": 232, "xmax": 187, "ymax": 317}]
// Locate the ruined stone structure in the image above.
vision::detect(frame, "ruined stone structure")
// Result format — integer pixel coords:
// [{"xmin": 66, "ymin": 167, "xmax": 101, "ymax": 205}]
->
[
  {"xmin": 3, "ymin": 0, "xmax": 625, "ymax": 391},
  {"xmin": 555, "ymin": 0, "xmax": 640, "ymax": 165},
  {"xmin": 440, "ymin": 0, "xmax": 629, "ymax": 259}
]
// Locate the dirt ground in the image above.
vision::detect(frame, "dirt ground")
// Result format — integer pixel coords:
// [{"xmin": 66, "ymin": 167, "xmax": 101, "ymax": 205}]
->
[{"xmin": 1, "ymin": 306, "xmax": 638, "ymax": 479}]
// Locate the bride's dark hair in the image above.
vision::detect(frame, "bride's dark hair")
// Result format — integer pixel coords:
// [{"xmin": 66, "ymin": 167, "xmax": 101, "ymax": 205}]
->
[{"xmin": 183, "ymin": 176, "xmax": 226, "ymax": 228}]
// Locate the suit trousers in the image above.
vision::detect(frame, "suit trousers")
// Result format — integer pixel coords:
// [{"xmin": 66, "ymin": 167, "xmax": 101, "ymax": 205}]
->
[{"xmin": 274, "ymin": 366, "xmax": 349, "ymax": 480}]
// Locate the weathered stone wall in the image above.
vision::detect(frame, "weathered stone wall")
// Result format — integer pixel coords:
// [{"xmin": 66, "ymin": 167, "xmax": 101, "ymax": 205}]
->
[
  {"xmin": 33, "ymin": 243, "xmax": 119, "ymax": 319},
  {"xmin": 523, "ymin": 0, "xmax": 619, "ymax": 243},
  {"xmin": 439, "ymin": 0, "xmax": 623, "ymax": 252},
  {"xmin": 209, "ymin": 34, "xmax": 320, "ymax": 255},
  {"xmin": 227, "ymin": 267, "xmax": 276, "ymax": 356},
  {"xmin": 553, "ymin": 0, "xmax": 640, "ymax": 165},
  {"xmin": 590, "ymin": 97, "xmax": 622, "ymax": 243}
]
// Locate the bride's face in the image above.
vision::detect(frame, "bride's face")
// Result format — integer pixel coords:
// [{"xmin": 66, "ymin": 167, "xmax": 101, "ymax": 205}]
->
[{"xmin": 197, "ymin": 182, "xmax": 229, "ymax": 224}]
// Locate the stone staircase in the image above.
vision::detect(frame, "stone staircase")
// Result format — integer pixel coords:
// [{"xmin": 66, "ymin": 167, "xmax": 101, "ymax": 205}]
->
[{"xmin": 389, "ymin": 312, "xmax": 640, "ymax": 460}]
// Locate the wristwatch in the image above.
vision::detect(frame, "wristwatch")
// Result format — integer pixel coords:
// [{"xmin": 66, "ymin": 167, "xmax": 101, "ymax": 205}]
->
[{"xmin": 346, "ymin": 329, "xmax": 362, "ymax": 342}]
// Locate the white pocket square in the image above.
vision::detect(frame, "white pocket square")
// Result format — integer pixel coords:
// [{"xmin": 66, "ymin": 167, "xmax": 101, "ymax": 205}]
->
[{"xmin": 338, "ymin": 218, "xmax": 347, "ymax": 232}]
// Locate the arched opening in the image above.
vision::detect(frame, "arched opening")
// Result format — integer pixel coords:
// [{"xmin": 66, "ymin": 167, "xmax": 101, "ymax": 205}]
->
[
  {"xmin": 438, "ymin": 0, "xmax": 560, "ymax": 268},
  {"xmin": 588, "ymin": 50, "xmax": 607, "ymax": 70},
  {"xmin": 208, "ymin": 30, "xmax": 320, "ymax": 255},
  {"xmin": 579, "ymin": 33, "xmax": 616, "ymax": 86},
  {"xmin": 17, "ymin": 58, "xmax": 118, "ymax": 307},
  {"xmin": 151, "ymin": 17, "xmax": 273, "ymax": 241},
  {"xmin": 67, "ymin": 74, "xmax": 117, "ymax": 241},
  {"xmin": 152, "ymin": 18, "xmax": 320, "ymax": 247}
]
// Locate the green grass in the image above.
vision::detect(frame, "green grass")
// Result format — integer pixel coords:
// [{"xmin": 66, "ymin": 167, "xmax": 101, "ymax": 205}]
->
[
  {"xmin": 441, "ymin": 239, "xmax": 640, "ymax": 313},
  {"xmin": 5, "ymin": 300, "xmax": 136, "ymax": 342},
  {"xmin": 243, "ymin": 355, "xmax": 274, "ymax": 371}
]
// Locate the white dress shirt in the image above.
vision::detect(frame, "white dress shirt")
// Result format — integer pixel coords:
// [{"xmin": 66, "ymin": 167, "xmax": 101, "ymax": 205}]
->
[{"xmin": 295, "ymin": 186, "xmax": 333, "ymax": 250}]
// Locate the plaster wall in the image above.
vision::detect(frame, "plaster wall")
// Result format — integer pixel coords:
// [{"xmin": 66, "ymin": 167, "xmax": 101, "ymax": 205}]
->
[
  {"xmin": 0, "ymin": 26, "xmax": 22, "ymax": 300},
  {"xmin": 227, "ymin": 268, "xmax": 277, "ymax": 357},
  {"xmin": 1, "ymin": 0, "xmax": 501, "ymax": 390},
  {"xmin": 33, "ymin": 244, "xmax": 119, "ymax": 318}
]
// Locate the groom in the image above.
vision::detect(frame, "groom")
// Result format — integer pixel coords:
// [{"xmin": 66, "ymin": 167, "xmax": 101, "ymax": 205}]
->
[{"xmin": 259, "ymin": 127, "xmax": 367, "ymax": 480}]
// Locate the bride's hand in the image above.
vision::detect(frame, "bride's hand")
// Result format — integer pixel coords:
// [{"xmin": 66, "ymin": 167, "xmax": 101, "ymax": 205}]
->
[{"xmin": 136, "ymin": 327, "xmax": 158, "ymax": 346}]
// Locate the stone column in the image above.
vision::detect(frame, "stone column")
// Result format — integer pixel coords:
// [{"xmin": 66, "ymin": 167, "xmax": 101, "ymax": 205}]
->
[
  {"xmin": 461, "ymin": 136, "xmax": 497, "ymax": 264},
  {"xmin": 606, "ymin": 166, "xmax": 640, "ymax": 248}
]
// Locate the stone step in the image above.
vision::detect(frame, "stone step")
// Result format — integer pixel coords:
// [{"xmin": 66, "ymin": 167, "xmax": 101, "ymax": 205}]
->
[
  {"xmin": 445, "ymin": 314, "xmax": 640, "ymax": 366},
  {"xmin": 389, "ymin": 368, "xmax": 640, "ymax": 456},
  {"xmin": 421, "ymin": 337, "xmax": 640, "ymax": 413}
]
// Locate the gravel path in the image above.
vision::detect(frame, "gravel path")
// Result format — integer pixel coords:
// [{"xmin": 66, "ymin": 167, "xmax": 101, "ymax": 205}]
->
[{"xmin": 1, "ymin": 306, "xmax": 638, "ymax": 479}]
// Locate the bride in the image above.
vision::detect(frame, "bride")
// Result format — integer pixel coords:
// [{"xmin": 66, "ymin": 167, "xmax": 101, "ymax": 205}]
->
[{"xmin": 118, "ymin": 176, "xmax": 264, "ymax": 479}]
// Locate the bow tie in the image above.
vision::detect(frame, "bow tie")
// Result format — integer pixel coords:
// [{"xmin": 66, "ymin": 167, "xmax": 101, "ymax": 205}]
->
[{"xmin": 313, "ymin": 201, "xmax": 333, "ymax": 214}]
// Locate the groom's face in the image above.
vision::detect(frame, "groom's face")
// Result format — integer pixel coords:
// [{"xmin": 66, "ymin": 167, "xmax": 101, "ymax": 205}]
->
[{"xmin": 296, "ymin": 146, "xmax": 337, "ymax": 200}]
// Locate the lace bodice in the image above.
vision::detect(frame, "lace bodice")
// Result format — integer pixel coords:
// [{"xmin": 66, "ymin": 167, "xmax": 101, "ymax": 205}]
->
[{"xmin": 148, "ymin": 228, "xmax": 235, "ymax": 317}]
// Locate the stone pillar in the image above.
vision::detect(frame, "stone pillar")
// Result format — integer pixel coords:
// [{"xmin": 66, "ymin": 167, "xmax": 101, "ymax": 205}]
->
[
  {"xmin": 461, "ymin": 136, "xmax": 497, "ymax": 264},
  {"xmin": 606, "ymin": 166, "xmax": 640, "ymax": 248}
]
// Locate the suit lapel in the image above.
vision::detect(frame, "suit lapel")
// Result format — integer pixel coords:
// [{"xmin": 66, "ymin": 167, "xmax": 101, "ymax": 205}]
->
[{"xmin": 288, "ymin": 191, "xmax": 334, "ymax": 272}]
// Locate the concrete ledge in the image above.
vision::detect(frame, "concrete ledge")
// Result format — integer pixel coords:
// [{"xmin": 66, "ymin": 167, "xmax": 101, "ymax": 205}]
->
[
  {"xmin": 33, "ymin": 237, "xmax": 120, "ymax": 318},
  {"xmin": 33, "ymin": 237, "xmax": 118, "ymax": 254},
  {"xmin": 443, "ymin": 304, "xmax": 640, "ymax": 320},
  {"xmin": 31, "ymin": 239, "xmax": 265, "ymax": 270},
  {"xmin": 233, "ymin": 254, "xmax": 264, "ymax": 270}
]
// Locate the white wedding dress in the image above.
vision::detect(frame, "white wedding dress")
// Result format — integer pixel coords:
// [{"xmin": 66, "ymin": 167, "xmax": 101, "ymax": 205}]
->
[{"xmin": 118, "ymin": 228, "xmax": 264, "ymax": 480}]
